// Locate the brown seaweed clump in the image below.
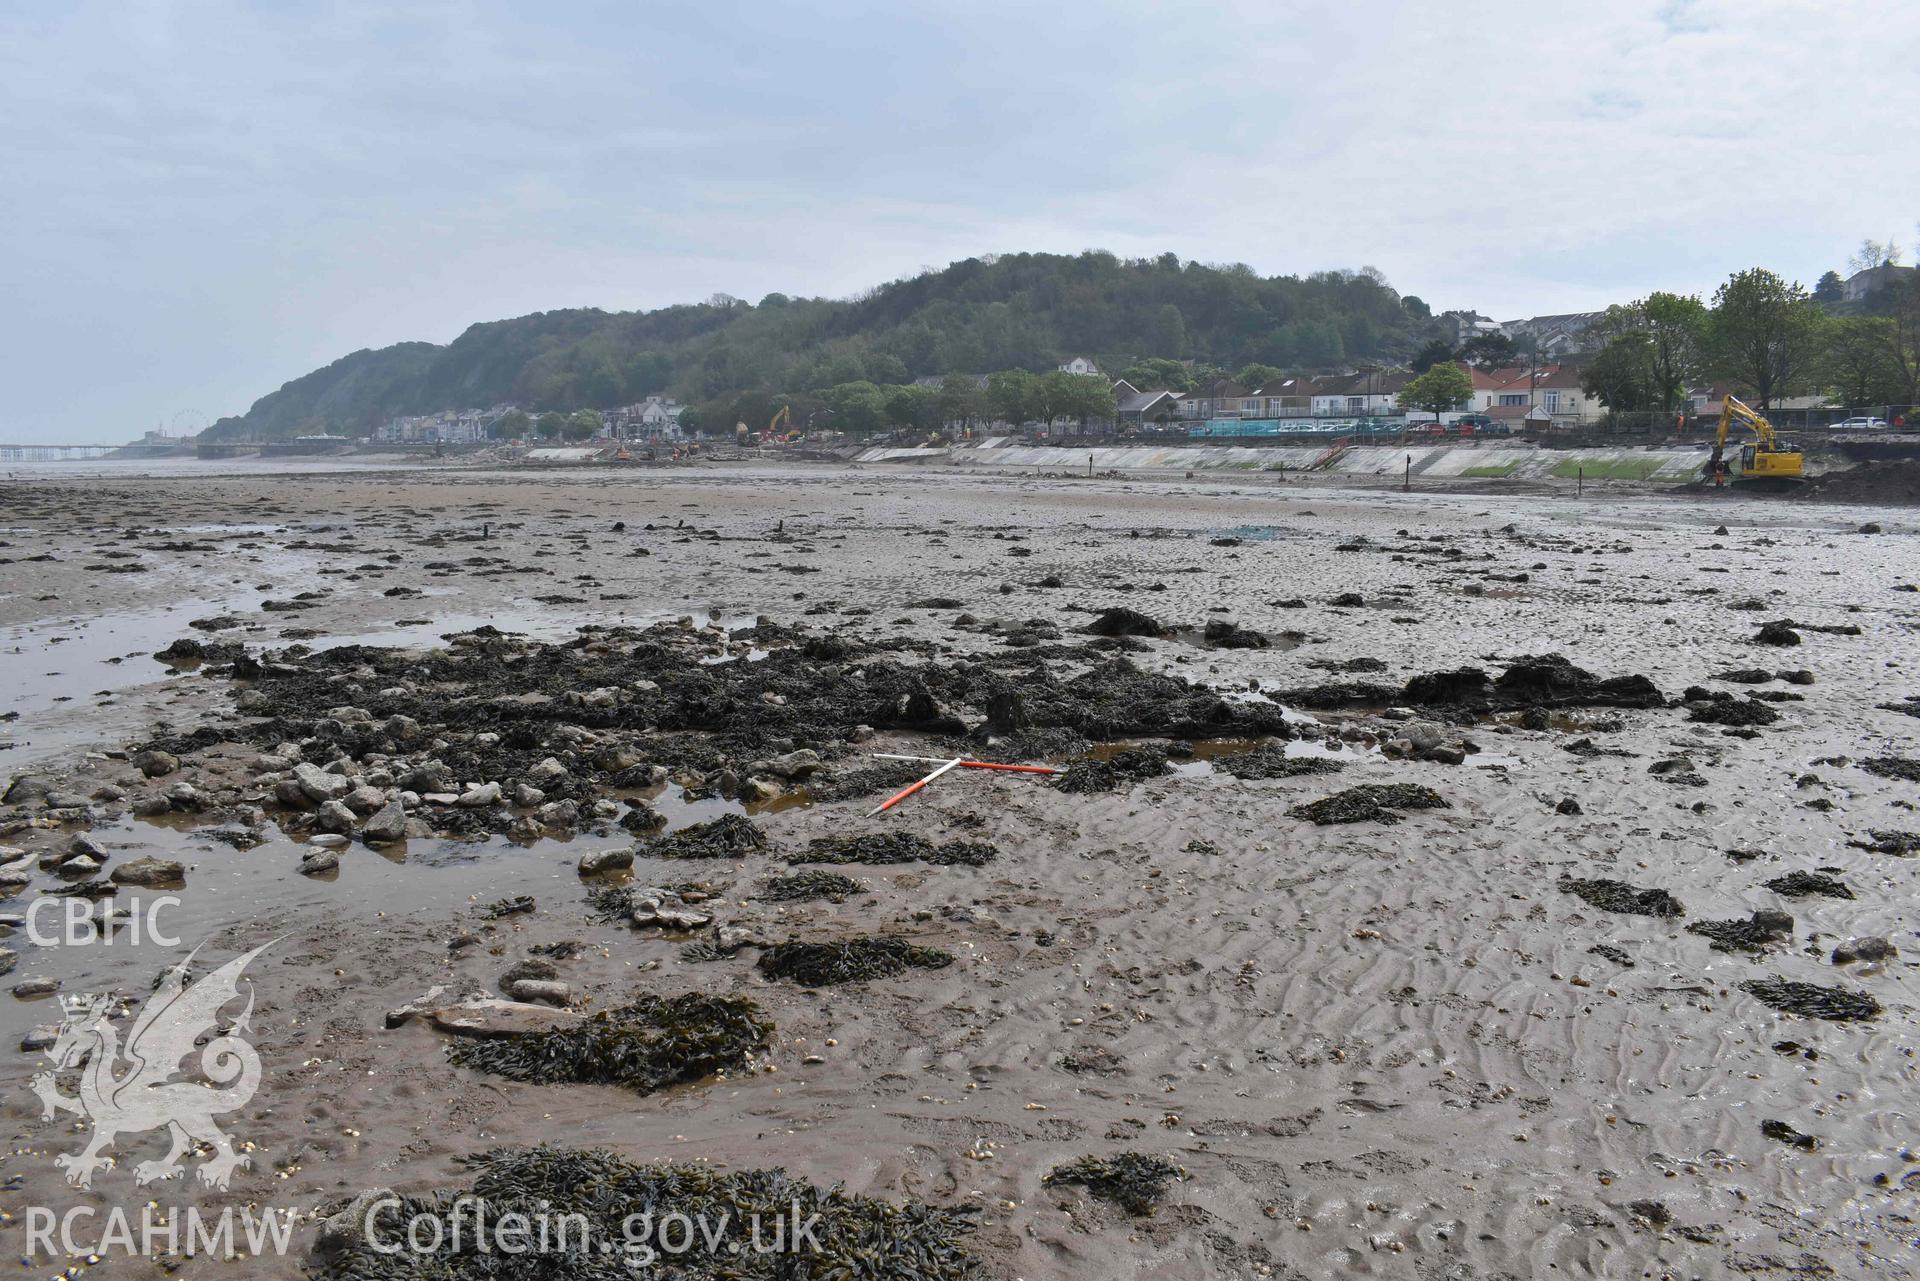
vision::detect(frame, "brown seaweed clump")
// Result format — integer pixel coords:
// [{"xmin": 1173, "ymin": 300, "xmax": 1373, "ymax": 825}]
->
[
  {"xmin": 1053, "ymin": 746, "xmax": 1172, "ymax": 794},
  {"xmin": 1739, "ymin": 978, "xmax": 1881, "ymax": 1021},
  {"xmin": 1764, "ymin": 871, "xmax": 1853, "ymax": 899},
  {"xmin": 757, "ymin": 937, "xmax": 953, "ymax": 986},
  {"xmin": 1287, "ymin": 783, "xmax": 1448, "ymax": 825},
  {"xmin": 1042, "ymin": 1153, "xmax": 1185, "ymax": 1215},
  {"xmin": 1560, "ymin": 877, "xmax": 1684, "ymax": 918},
  {"xmin": 308, "ymin": 1147, "xmax": 981, "ymax": 1279},
  {"xmin": 791, "ymin": 833, "xmax": 997, "ymax": 867},
  {"xmin": 1687, "ymin": 909, "xmax": 1793, "ymax": 952},
  {"xmin": 1849, "ymin": 830, "xmax": 1920, "ymax": 855},
  {"xmin": 639, "ymin": 813, "xmax": 767, "ymax": 859},
  {"xmin": 447, "ymin": 993, "xmax": 771, "ymax": 1093},
  {"xmin": 1213, "ymin": 745, "xmax": 1347, "ymax": 780},
  {"xmin": 1861, "ymin": 757, "xmax": 1920, "ymax": 782},
  {"xmin": 757, "ymin": 870, "xmax": 863, "ymax": 902}
]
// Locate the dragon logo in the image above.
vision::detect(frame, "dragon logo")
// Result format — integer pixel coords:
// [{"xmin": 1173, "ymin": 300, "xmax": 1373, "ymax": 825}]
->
[{"xmin": 31, "ymin": 941, "xmax": 271, "ymax": 1189}]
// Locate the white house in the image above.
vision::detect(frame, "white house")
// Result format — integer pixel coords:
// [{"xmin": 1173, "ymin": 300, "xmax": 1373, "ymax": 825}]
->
[{"xmin": 1057, "ymin": 356, "xmax": 1102, "ymax": 377}]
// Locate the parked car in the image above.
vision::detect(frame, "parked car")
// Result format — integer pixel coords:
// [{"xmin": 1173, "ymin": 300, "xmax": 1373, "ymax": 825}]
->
[{"xmin": 1832, "ymin": 416, "xmax": 1890, "ymax": 431}]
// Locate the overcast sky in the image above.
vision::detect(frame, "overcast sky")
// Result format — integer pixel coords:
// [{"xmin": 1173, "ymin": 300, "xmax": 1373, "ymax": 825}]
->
[{"xmin": 4, "ymin": 0, "xmax": 1916, "ymax": 442}]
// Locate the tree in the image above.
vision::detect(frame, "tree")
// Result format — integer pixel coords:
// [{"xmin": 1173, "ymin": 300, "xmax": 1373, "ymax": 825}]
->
[
  {"xmin": 1410, "ymin": 338, "xmax": 1455, "ymax": 373},
  {"xmin": 1581, "ymin": 333, "xmax": 1661, "ymax": 412},
  {"xmin": 491, "ymin": 409, "xmax": 531, "ymax": 440},
  {"xmin": 1458, "ymin": 331, "xmax": 1518, "ymax": 368},
  {"xmin": 535, "ymin": 412, "xmax": 566, "ymax": 440},
  {"xmin": 1813, "ymin": 270, "xmax": 1846, "ymax": 307},
  {"xmin": 1848, "ymin": 238, "xmax": 1904, "ymax": 275},
  {"xmin": 1235, "ymin": 363, "xmax": 1286, "ymax": 389},
  {"xmin": 1401, "ymin": 295, "xmax": 1432, "ymax": 322},
  {"xmin": 1708, "ymin": 268, "xmax": 1820, "ymax": 408},
  {"xmin": 1117, "ymin": 357, "xmax": 1192, "ymax": 392},
  {"xmin": 823, "ymin": 381, "xmax": 887, "ymax": 435},
  {"xmin": 1819, "ymin": 315, "xmax": 1904, "ymax": 406},
  {"xmin": 1608, "ymin": 291, "xmax": 1709, "ymax": 412},
  {"xmin": 936, "ymin": 374, "xmax": 984, "ymax": 427},
  {"xmin": 987, "ymin": 369, "xmax": 1036, "ymax": 425},
  {"xmin": 1397, "ymin": 363, "xmax": 1474, "ymax": 419},
  {"xmin": 563, "ymin": 409, "xmax": 603, "ymax": 441},
  {"xmin": 882, "ymin": 383, "xmax": 936, "ymax": 430},
  {"xmin": 1880, "ymin": 273, "xmax": 1920, "ymax": 405}
]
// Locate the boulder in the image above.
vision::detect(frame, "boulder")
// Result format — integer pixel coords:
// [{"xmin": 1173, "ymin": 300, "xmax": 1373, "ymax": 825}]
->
[
  {"xmin": 361, "ymin": 801, "xmax": 408, "ymax": 844},
  {"xmin": 577, "ymin": 848, "xmax": 635, "ymax": 876},
  {"xmin": 292, "ymin": 763, "xmax": 350, "ymax": 803},
  {"xmin": 134, "ymin": 749, "xmax": 180, "ymax": 778},
  {"xmin": 110, "ymin": 857, "xmax": 185, "ymax": 887}
]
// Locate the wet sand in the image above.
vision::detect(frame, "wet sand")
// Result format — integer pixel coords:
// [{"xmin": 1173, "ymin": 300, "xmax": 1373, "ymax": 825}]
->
[{"xmin": 1, "ymin": 462, "xmax": 1916, "ymax": 1279}]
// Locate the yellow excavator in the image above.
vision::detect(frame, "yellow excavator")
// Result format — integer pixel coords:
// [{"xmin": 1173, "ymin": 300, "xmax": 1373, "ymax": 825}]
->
[{"xmin": 1705, "ymin": 396, "xmax": 1803, "ymax": 489}]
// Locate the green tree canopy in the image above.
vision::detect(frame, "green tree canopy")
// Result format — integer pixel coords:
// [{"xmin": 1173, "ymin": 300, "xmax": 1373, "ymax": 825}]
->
[
  {"xmin": 1709, "ymin": 268, "xmax": 1820, "ymax": 408},
  {"xmin": 1410, "ymin": 338, "xmax": 1455, "ymax": 373},
  {"xmin": 1581, "ymin": 333, "xmax": 1662, "ymax": 412},
  {"xmin": 1397, "ymin": 363, "xmax": 1474, "ymax": 418}
]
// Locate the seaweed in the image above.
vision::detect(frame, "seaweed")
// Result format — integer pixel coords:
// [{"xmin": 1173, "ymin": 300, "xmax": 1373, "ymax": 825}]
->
[
  {"xmin": 1849, "ymin": 830, "xmax": 1920, "ymax": 855},
  {"xmin": 1861, "ymin": 756, "xmax": 1920, "ymax": 782},
  {"xmin": 477, "ymin": 895, "xmax": 535, "ymax": 919},
  {"xmin": 1053, "ymin": 746, "xmax": 1171, "ymax": 794},
  {"xmin": 791, "ymin": 833, "xmax": 998, "ymax": 867},
  {"xmin": 1760, "ymin": 1119, "xmax": 1816, "ymax": 1150},
  {"xmin": 1287, "ymin": 783, "xmax": 1448, "ymax": 825},
  {"xmin": 447, "ymin": 993, "xmax": 771, "ymax": 1093},
  {"xmin": 1212, "ymin": 745, "xmax": 1347, "ymax": 780},
  {"xmin": 1686, "ymin": 909, "xmax": 1793, "ymax": 953},
  {"xmin": 1042, "ymin": 1153, "xmax": 1184, "ymax": 1215},
  {"xmin": 1084, "ymin": 607, "xmax": 1166, "ymax": 638},
  {"xmin": 1686, "ymin": 694, "xmax": 1781, "ymax": 727},
  {"xmin": 757, "ymin": 937, "xmax": 953, "ymax": 986},
  {"xmin": 1560, "ymin": 877, "xmax": 1683, "ymax": 918},
  {"xmin": 758, "ymin": 870, "xmax": 863, "ymax": 902},
  {"xmin": 805, "ymin": 760, "xmax": 927, "ymax": 802},
  {"xmin": 1739, "ymin": 978, "xmax": 1881, "ymax": 1021},
  {"xmin": 639, "ymin": 813, "xmax": 766, "ymax": 859},
  {"xmin": 308, "ymin": 1146, "xmax": 981, "ymax": 1280},
  {"xmin": 1764, "ymin": 871, "xmax": 1853, "ymax": 899}
]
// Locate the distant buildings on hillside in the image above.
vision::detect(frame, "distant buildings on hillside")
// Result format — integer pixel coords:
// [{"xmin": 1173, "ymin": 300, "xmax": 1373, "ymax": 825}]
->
[{"xmin": 376, "ymin": 395, "xmax": 684, "ymax": 444}]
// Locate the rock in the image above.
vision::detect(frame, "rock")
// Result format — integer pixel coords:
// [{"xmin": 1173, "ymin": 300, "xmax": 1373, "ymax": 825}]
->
[
  {"xmin": 457, "ymin": 782, "xmax": 502, "ymax": 807},
  {"xmin": 57, "ymin": 855, "xmax": 102, "ymax": 877},
  {"xmin": 759, "ymin": 749, "xmax": 822, "ymax": 780},
  {"xmin": 110, "ymin": 857, "xmax": 184, "ymax": 887},
  {"xmin": 292, "ymin": 763, "xmax": 350, "ymax": 802},
  {"xmin": 512, "ymin": 784, "xmax": 545, "ymax": 807},
  {"xmin": 1859, "ymin": 522, "xmax": 1883, "ymax": 534},
  {"xmin": 426, "ymin": 999, "xmax": 584, "ymax": 1038},
  {"xmin": 401, "ymin": 761, "xmax": 455, "ymax": 793},
  {"xmin": 133, "ymin": 749, "xmax": 179, "ymax": 778},
  {"xmin": 12, "ymin": 978, "xmax": 57, "ymax": 998},
  {"xmin": 1832, "ymin": 936, "xmax": 1896, "ymax": 965},
  {"xmin": 384, "ymin": 983, "xmax": 483, "ymax": 1028},
  {"xmin": 1423, "ymin": 745, "xmax": 1468, "ymax": 765},
  {"xmin": 577, "ymin": 848, "xmax": 635, "ymax": 876},
  {"xmin": 504, "ymin": 978, "xmax": 571, "ymax": 1006},
  {"xmin": 527, "ymin": 757, "xmax": 568, "ymax": 783},
  {"xmin": 298, "ymin": 849, "xmax": 340, "ymax": 876},
  {"xmin": 21, "ymin": 1024, "xmax": 57, "ymax": 1051},
  {"xmin": 342, "ymin": 785, "xmax": 386, "ymax": 814},
  {"xmin": 1556, "ymin": 797, "xmax": 1584, "ymax": 815},
  {"xmin": 308, "ymin": 833, "xmax": 349, "ymax": 848},
  {"xmin": 315, "ymin": 799, "xmax": 357, "ymax": 833},
  {"xmin": 361, "ymin": 800, "xmax": 408, "ymax": 844},
  {"xmin": 68, "ymin": 833, "xmax": 109, "ymax": 861},
  {"xmin": 130, "ymin": 795, "xmax": 172, "ymax": 817},
  {"xmin": 2, "ymin": 776, "xmax": 53, "ymax": 804},
  {"xmin": 1755, "ymin": 620, "xmax": 1802, "ymax": 646},
  {"xmin": 0, "ymin": 948, "xmax": 14, "ymax": 977},
  {"xmin": 313, "ymin": 1188, "xmax": 401, "ymax": 1259}
]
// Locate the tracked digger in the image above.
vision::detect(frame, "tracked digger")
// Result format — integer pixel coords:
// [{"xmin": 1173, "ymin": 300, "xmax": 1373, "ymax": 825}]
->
[{"xmin": 1704, "ymin": 396, "xmax": 1804, "ymax": 490}]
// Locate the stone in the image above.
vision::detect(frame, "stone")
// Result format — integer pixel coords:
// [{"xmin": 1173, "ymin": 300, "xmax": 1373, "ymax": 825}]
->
[
  {"xmin": 315, "ymin": 799, "xmax": 357, "ymax": 833},
  {"xmin": 1832, "ymin": 936, "xmax": 1896, "ymax": 965},
  {"xmin": 12, "ymin": 978, "xmax": 57, "ymax": 998},
  {"xmin": 131, "ymin": 795, "xmax": 172, "ymax": 817},
  {"xmin": 577, "ymin": 848, "xmax": 635, "ymax": 876},
  {"xmin": 133, "ymin": 750, "xmax": 179, "ymax": 778},
  {"xmin": 298, "ymin": 849, "xmax": 340, "ymax": 876},
  {"xmin": 2, "ymin": 776, "xmax": 53, "ymax": 804},
  {"xmin": 759, "ymin": 749, "xmax": 823, "ymax": 780},
  {"xmin": 456, "ymin": 782, "xmax": 502, "ymax": 807},
  {"xmin": 342, "ymin": 785, "xmax": 386, "ymax": 814},
  {"xmin": 110, "ymin": 857, "xmax": 184, "ymax": 887},
  {"xmin": 292, "ymin": 763, "xmax": 350, "ymax": 803},
  {"xmin": 360, "ymin": 800, "xmax": 408, "ymax": 844},
  {"xmin": 527, "ymin": 757, "xmax": 568, "ymax": 783},
  {"xmin": 307, "ymin": 833, "xmax": 349, "ymax": 849},
  {"xmin": 426, "ymin": 999, "xmax": 584, "ymax": 1038},
  {"xmin": 504, "ymin": 978, "xmax": 571, "ymax": 1006},
  {"xmin": 512, "ymin": 784, "xmax": 545, "ymax": 807}
]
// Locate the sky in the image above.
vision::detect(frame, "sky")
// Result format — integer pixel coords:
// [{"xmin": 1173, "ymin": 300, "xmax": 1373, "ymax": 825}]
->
[{"xmin": 3, "ymin": 0, "xmax": 1917, "ymax": 442}]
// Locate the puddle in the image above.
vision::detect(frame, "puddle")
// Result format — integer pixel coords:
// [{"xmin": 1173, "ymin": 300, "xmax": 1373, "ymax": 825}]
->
[{"xmin": 0, "ymin": 776, "xmax": 809, "ymax": 1046}]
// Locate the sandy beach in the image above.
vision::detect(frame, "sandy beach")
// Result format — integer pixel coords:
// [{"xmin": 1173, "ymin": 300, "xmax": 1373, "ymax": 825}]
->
[{"xmin": 0, "ymin": 459, "xmax": 1915, "ymax": 1279}]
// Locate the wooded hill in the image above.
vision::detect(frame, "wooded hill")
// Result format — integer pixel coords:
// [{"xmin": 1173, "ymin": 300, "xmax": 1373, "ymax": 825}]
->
[{"xmin": 203, "ymin": 251, "xmax": 1436, "ymax": 439}]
